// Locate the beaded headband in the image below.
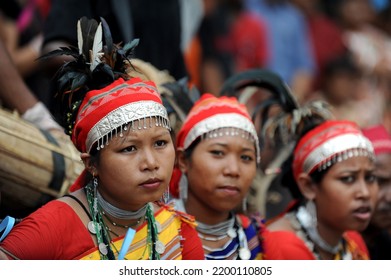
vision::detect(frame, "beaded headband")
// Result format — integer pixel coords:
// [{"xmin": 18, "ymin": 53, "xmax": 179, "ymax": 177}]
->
[
  {"xmin": 292, "ymin": 120, "xmax": 375, "ymax": 180},
  {"xmin": 176, "ymin": 94, "xmax": 260, "ymax": 163},
  {"xmin": 72, "ymin": 77, "xmax": 170, "ymax": 153}
]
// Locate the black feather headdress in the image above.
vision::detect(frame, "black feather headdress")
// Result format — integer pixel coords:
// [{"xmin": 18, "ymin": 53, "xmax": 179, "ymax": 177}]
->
[
  {"xmin": 40, "ymin": 16, "xmax": 139, "ymax": 136},
  {"xmin": 219, "ymin": 68, "xmax": 334, "ymax": 147}
]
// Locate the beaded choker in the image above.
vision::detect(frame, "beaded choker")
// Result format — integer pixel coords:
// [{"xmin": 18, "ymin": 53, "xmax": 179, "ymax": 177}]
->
[
  {"xmin": 197, "ymin": 215, "xmax": 235, "ymax": 236},
  {"xmin": 97, "ymin": 190, "xmax": 148, "ymax": 220},
  {"xmin": 287, "ymin": 211, "xmax": 351, "ymax": 259},
  {"xmin": 102, "ymin": 211, "xmax": 144, "ymax": 229}
]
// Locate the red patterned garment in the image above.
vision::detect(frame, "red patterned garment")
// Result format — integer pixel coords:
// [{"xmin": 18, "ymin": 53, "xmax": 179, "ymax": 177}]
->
[
  {"xmin": 263, "ymin": 229, "xmax": 369, "ymax": 260},
  {"xmin": 0, "ymin": 200, "xmax": 204, "ymax": 260}
]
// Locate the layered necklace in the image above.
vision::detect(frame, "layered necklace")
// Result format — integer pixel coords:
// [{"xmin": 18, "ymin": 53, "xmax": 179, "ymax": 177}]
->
[
  {"xmin": 174, "ymin": 198, "xmax": 251, "ymax": 259},
  {"xmin": 196, "ymin": 213, "xmax": 251, "ymax": 260},
  {"xmin": 288, "ymin": 208, "xmax": 351, "ymax": 260},
  {"xmin": 85, "ymin": 182, "xmax": 165, "ymax": 260}
]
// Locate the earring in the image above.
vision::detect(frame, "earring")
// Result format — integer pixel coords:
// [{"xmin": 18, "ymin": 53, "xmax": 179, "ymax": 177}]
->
[
  {"xmin": 160, "ymin": 187, "xmax": 169, "ymax": 204},
  {"xmin": 179, "ymin": 174, "xmax": 188, "ymax": 201},
  {"xmin": 242, "ymin": 196, "xmax": 248, "ymax": 213},
  {"xmin": 297, "ymin": 199, "xmax": 317, "ymax": 229},
  {"xmin": 306, "ymin": 200, "xmax": 317, "ymax": 228},
  {"xmin": 93, "ymin": 176, "xmax": 98, "ymax": 189}
]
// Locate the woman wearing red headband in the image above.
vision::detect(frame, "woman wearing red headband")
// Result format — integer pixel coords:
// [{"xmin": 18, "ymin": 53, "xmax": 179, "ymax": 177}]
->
[
  {"xmin": 169, "ymin": 93, "xmax": 264, "ymax": 260},
  {"xmin": 263, "ymin": 109, "xmax": 378, "ymax": 260},
  {"xmin": 0, "ymin": 17, "xmax": 204, "ymax": 260}
]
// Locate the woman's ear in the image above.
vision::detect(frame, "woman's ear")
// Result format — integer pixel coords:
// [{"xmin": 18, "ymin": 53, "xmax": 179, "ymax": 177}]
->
[
  {"xmin": 80, "ymin": 153, "xmax": 97, "ymax": 176},
  {"xmin": 176, "ymin": 149, "xmax": 188, "ymax": 174},
  {"xmin": 296, "ymin": 173, "xmax": 316, "ymax": 200}
]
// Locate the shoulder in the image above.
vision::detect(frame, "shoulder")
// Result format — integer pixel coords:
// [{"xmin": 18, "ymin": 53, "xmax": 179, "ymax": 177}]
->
[
  {"xmin": 154, "ymin": 203, "xmax": 204, "ymax": 260},
  {"xmin": 0, "ymin": 200, "xmax": 88, "ymax": 259},
  {"xmin": 344, "ymin": 231, "xmax": 370, "ymax": 259},
  {"xmin": 263, "ymin": 215, "xmax": 314, "ymax": 260},
  {"xmin": 157, "ymin": 202, "xmax": 197, "ymax": 228},
  {"xmin": 263, "ymin": 229, "xmax": 315, "ymax": 260}
]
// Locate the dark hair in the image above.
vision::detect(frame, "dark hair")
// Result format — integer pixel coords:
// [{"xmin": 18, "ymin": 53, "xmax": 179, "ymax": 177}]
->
[
  {"xmin": 323, "ymin": 52, "xmax": 360, "ymax": 78},
  {"xmin": 278, "ymin": 116, "xmax": 329, "ymax": 200},
  {"xmin": 40, "ymin": 17, "xmax": 139, "ymax": 137},
  {"xmin": 183, "ymin": 137, "xmax": 201, "ymax": 159}
]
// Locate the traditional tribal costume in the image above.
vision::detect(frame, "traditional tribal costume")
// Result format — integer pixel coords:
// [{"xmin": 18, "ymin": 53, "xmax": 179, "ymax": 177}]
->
[
  {"xmin": 0, "ymin": 17, "xmax": 204, "ymax": 260},
  {"xmin": 170, "ymin": 93, "xmax": 264, "ymax": 260},
  {"xmin": 264, "ymin": 120, "xmax": 375, "ymax": 260}
]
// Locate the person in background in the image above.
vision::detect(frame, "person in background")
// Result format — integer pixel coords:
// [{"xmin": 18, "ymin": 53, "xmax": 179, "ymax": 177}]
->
[
  {"xmin": 41, "ymin": 0, "xmax": 191, "ymax": 121},
  {"xmin": 0, "ymin": 17, "xmax": 204, "ymax": 260},
  {"xmin": 362, "ymin": 124, "xmax": 391, "ymax": 259},
  {"xmin": 263, "ymin": 107, "xmax": 378, "ymax": 259},
  {"xmin": 0, "ymin": 37, "xmax": 60, "ymax": 132},
  {"xmin": 195, "ymin": 0, "xmax": 268, "ymax": 95},
  {"xmin": 244, "ymin": 0, "xmax": 316, "ymax": 103},
  {"xmin": 169, "ymin": 93, "xmax": 264, "ymax": 260},
  {"xmin": 290, "ymin": 0, "xmax": 346, "ymax": 93}
]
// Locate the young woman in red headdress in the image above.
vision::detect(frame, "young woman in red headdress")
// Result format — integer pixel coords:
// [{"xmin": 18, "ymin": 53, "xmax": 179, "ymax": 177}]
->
[
  {"xmin": 262, "ymin": 105, "xmax": 378, "ymax": 260},
  {"xmin": 0, "ymin": 17, "xmax": 204, "ymax": 260},
  {"xmin": 169, "ymin": 93, "xmax": 265, "ymax": 260}
]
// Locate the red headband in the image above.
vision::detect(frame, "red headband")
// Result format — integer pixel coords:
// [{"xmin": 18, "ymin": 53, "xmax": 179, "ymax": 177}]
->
[
  {"xmin": 176, "ymin": 93, "xmax": 259, "ymax": 161},
  {"xmin": 72, "ymin": 77, "xmax": 169, "ymax": 153},
  {"xmin": 170, "ymin": 93, "xmax": 259, "ymax": 198},
  {"xmin": 292, "ymin": 120, "xmax": 374, "ymax": 181},
  {"xmin": 69, "ymin": 77, "xmax": 170, "ymax": 192},
  {"xmin": 362, "ymin": 124, "xmax": 391, "ymax": 156}
]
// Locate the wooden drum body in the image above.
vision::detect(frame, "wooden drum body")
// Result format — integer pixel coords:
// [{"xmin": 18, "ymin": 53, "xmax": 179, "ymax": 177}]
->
[{"xmin": 0, "ymin": 108, "xmax": 84, "ymax": 215}]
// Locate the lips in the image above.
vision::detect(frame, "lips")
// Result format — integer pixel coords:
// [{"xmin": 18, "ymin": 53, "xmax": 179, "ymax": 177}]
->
[
  {"xmin": 140, "ymin": 178, "xmax": 162, "ymax": 189},
  {"xmin": 352, "ymin": 206, "xmax": 372, "ymax": 221},
  {"xmin": 217, "ymin": 185, "xmax": 240, "ymax": 196}
]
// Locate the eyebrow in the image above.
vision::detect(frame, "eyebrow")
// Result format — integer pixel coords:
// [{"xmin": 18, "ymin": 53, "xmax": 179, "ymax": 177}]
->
[
  {"xmin": 123, "ymin": 130, "xmax": 171, "ymax": 141},
  {"xmin": 209, "ymin": 142, "xmax": 256, "ymax": 153}
]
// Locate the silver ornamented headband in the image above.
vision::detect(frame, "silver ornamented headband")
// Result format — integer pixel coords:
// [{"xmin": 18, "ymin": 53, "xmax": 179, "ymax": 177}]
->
[
  {"xmin": 183, "ymin": 113, "xmax": 260, "ymax": 164},
  {"xmin": 86, "ymin": 100, "xmax": 170, "ymax": 153},
  {"xmin": 303, "ymin": 133, "xmax": 375, "ymax": 175}
]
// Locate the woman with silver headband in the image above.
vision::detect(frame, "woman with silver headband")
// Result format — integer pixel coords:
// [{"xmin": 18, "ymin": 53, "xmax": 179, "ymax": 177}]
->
[
  {"xmin": 0, "ymin": 17, "xmax": 204, "ymax": 260},
  {"xmin": 263, "ymin": 103, "xmax": 378, "ymax": 260},
  {"xmin": 169, "ymin": 93, "xmax": 264, "ymax": 260}
]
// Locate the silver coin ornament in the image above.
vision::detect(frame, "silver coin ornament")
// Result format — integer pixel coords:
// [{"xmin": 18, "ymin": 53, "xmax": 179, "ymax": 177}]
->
[
  {"xmin": 239, "ymin": 248, "xmax": 251, "ymax": 260},
  {"xmin": 88, "ymin": 221, "xmax": 97, "ymax": 234},
  {"xmin": 99, "ymin": 243, "xmax": 108, "ymax": 255},
  {"xmin": 155, "ymin": 221, "xmax": 162, "ymax": 233},
  {"xmin": 227, "ymin": 228, "xmax": 237, "ymax": 238},
  {"xmin": 155, "ymin": 240, "xmax": 166, "ymax": 254}
]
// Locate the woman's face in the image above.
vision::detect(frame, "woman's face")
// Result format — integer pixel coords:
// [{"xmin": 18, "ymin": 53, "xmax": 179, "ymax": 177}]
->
[
  {"xmin": 95, "ymin": 120, "xmax": 175, "ymax": 211},
  {"xmin": 315, "ymin": 156, "xmax": 378, "ymax": 234},
  {"xmin": 182, "ymin": 134, "xmax": 257, "ymax": 215},
  {"xmin": 370, "ymin": 153, "xmax": 391, "ymax": 229}
]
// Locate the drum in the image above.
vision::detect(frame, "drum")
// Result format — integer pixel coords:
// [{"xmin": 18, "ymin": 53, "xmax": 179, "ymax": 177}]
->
[{"xmin": 0, "ymin": 107, "xmax": 84, "ymax": 215}]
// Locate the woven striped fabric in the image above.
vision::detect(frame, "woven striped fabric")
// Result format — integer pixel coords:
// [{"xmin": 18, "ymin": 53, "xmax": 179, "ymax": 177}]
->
[{"xmin": 80, "ymin": 206, "xmax": 194, "ymax": 260}]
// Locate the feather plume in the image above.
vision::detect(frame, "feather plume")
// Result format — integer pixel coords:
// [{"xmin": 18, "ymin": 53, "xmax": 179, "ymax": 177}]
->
[
  {"xmin": 90, "ymin": 22, "xmax": 103, "ymax": 72},
  {"xmin": 77, "ymin": 19, "xmax": 83, "ymax": 55},
  {"xmin": 262, "ymin": 100, "xmax": 335, "ymax": 145},
  {"xmin": 38, "ymin": 16, "xmax": 140, "ymax": 136},
  {"xmin": 100, "ymin": 17, "xmax": 113, "ymax": 54}
]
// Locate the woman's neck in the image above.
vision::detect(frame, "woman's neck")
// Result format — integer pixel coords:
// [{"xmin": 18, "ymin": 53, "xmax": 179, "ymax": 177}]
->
[
  {"xmin": 316, "ymin": 221, "xmax": 344, "ymax": 249},
  {"xmin": 184, "ymin": 195, "xmax": 230, "ymax": 225}
]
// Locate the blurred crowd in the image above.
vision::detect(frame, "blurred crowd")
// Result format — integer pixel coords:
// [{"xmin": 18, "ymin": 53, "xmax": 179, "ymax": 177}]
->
[{"xmin": 2, "ymin": 0, "xmax": 391, "ymax": 132}]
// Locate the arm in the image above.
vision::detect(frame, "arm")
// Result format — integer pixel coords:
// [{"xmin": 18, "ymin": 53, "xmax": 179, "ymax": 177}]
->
[{"xmin": 0, "ymin": 38, "xmax": 61, "ymax": 131}]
